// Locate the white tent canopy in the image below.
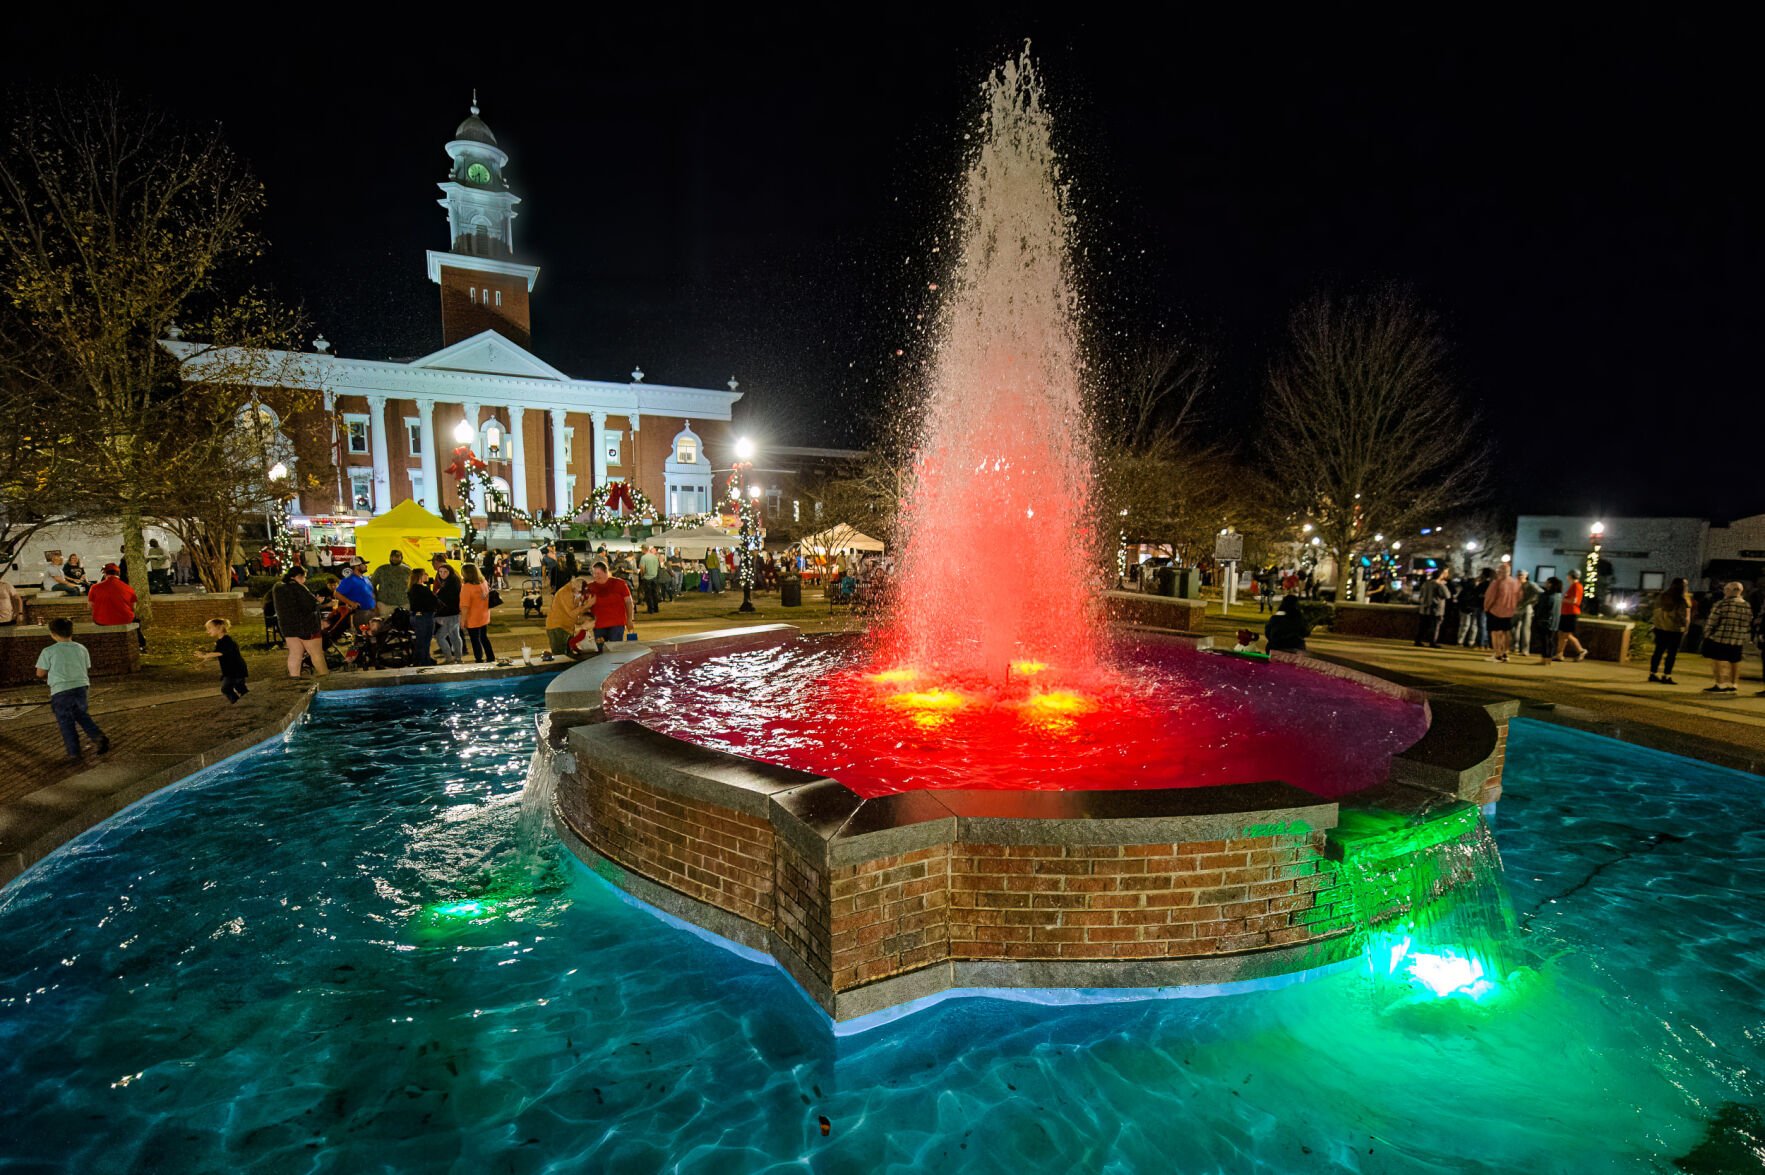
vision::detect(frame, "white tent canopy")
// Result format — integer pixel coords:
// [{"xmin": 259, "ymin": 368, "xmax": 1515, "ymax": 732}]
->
[
  {"xmin": 650, "ymin": 523, "xmax": 738, "ymax": 548},
  {"xmin": 799, "ymin": 526, "xmax": 885, "ymax": 553}
]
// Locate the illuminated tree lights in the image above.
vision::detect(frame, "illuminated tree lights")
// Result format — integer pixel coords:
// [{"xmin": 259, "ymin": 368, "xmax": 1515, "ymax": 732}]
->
[{"xmin": 442, "ymin": 445, "xmax": 713, "ymax": 558}]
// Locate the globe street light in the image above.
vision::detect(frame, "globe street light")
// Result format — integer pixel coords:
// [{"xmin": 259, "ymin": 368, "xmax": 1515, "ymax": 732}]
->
[{"xmin": 265, "ymin": 462, "xmax": 290, "ymax": 551}]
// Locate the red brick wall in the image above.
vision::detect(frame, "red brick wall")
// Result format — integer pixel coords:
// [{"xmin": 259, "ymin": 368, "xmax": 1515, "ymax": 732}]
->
[
  {"xmin": 560, "ymin": 754, "xmax": 1355, "ymax": 996},
  {"xmin": 829, "ymin": 846, "xmax": 952, "ymax": 989},
  {"xmin": 438, "ymin": 267, "xmax": 532, "ymax": 348},
  {"xmin": 775, "ymin": 840, "xmax": 833, "ymax": 983},
  {"xmin": 2, "ymin": 628, "xmax": 140, "ymax": 686},
  {"xmin": 577, "ymin": 763, "xmax": 774, "ymax": 926}
]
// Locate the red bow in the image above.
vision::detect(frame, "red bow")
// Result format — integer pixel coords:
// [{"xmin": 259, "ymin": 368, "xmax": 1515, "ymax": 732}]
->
[
  {"xmin": 605, "ymin": 481, "xmax": 636, "ymax": 514},
  {"xmin": 444, "ymin": 447, "xmax": 488, "ymax": 480}
]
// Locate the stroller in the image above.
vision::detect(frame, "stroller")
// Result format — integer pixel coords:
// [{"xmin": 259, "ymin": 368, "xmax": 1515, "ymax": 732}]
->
[
  {"xmin": 522, "ymin": 584, "xmax": 546, "ymax": 619},
  {"xmin": 370, "ymin": 608, "xmax": 416, "ymax": 669}
]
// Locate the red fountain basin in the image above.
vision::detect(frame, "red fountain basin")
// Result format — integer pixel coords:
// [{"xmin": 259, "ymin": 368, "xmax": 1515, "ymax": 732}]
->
[{"xmin": 601, "ymin": 632, "xmax": 1429, "ymax": 801}]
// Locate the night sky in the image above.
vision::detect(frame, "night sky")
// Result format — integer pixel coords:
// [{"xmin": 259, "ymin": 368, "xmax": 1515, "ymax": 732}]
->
[{"xmin": 19, "ymin": 12, "xmax": 1760, "ymax": 520}]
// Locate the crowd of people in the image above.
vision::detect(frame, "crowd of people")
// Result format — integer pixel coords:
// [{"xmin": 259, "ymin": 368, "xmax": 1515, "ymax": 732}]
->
[{"xmin": 1403, "ymin": 564, "xmax": 1765, "ymax": 694}]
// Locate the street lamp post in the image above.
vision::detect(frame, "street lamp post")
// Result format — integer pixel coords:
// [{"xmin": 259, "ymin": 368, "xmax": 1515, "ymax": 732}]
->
[
  {"xmin": 732, "ymin": 437, "xmax": 758, "ymax": 614},
  {"xmin": 266, "ymin": 462, "xmax": 289, "ymax": 552},
  {"xmin": 1586, "ymin": 520, "xmax": 1605, "ymax": 614}
]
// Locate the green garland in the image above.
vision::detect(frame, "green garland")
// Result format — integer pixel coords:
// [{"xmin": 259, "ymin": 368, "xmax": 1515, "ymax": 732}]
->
[{"xmin": 445, "ymin": 446, "xmax": 720, "ymax": 557}]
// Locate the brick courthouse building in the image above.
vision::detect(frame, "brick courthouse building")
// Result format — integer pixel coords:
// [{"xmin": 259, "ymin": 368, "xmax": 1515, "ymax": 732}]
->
[{"xmin": 168, "ymin": 99, "xmax": 742, "ymax": 539}]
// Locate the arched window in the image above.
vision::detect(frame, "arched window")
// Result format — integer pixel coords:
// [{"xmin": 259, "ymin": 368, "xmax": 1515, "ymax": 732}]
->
[{"xmin": 480, "ymin": 417, "xmax": 508, "ymax": 461}]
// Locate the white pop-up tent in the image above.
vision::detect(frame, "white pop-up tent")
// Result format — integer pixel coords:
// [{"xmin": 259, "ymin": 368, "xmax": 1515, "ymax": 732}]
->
[
  {"xmin": 651, "ymin": 523, "xmax": 738, "ymax": 548},
  {"xmin": 799, "ymin": 526, "xmax": 885, "ymax": 553}
]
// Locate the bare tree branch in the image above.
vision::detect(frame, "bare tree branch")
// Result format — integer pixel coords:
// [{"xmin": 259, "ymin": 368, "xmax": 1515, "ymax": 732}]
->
[{"xmin": 1259, "ymin": 286, "xmax": 1489, "ymax": 564}]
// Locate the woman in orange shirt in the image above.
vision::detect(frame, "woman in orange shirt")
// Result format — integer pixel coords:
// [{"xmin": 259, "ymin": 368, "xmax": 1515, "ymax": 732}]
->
[{"xmin": 460, "ymin": 563, "xmax": 495, "ymax": 663}]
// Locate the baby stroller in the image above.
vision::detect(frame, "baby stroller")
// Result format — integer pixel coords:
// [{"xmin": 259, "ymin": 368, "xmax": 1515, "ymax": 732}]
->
[
  {"xmin": 371, "ymin": 608, "xmax": 416, "ymax": 669},
  {"xmin": 320, "ymin": 600, "xmax": 368, "ymax": 670},
  {"xmin": 522, "ymin": 584, "xmax": 546, "ymax": 619}
]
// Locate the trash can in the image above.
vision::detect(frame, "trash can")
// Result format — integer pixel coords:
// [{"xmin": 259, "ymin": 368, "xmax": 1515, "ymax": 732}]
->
[
  {"xmin": 1154, "ymin": 566, "xmax": 1179, "ymax": 597},
  {"xmin": 1175, "ymin": 568, "xmax": 1200, "ymax": 599},
  {"xmin": 780, "ymin": 576, "xmax": 802, "ymax": 608}
]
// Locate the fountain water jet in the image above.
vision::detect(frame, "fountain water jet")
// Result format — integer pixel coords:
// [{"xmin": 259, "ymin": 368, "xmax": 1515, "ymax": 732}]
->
[{"xmin": 881, "ymin": 49, "xmax": 1098, "ymax": 684}]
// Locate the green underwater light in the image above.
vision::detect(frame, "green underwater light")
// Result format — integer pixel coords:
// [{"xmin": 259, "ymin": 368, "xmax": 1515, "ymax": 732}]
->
[
  {"xmin": 1379, "ymin": 933, "xmax": 1501, "ymax": 1002},
  {"xmin": 425, "ymin": 898, "xmax": 503, "ymax": 923}
]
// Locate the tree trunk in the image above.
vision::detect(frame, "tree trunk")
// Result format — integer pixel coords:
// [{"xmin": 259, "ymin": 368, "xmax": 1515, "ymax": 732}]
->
[{"xmin": 121, "ymin": 501, "xmax": 153, "ymax": 626}]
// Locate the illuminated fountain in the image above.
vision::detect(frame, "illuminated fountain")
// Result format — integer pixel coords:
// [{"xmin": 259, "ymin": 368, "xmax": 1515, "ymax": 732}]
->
[{"xmin": 536, "ymin": 50, "xmax": 1521, "ymax": 1025}]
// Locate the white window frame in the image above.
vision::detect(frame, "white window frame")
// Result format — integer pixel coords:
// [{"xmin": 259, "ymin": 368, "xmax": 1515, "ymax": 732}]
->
[
  {"xmin": 481, "ymin": 418, "xmax": 507, "ymax": 461},
  {"xmin": 565, "ymin": 474, "xmax": 578, "ymax": 506},
  {"xmin": 675, "ymin": 438, "xmax": 698, "ymax": 464},
  {"xmin": 405, "ymin": 417, "xmax": 422, "ymax": 456},
  {"xmin": 605, "ymin": 429, "xmax": 623, "ymax": 467},
  {"xmin": 409, "ymin": 470, "xmax": 426, "ymax": 506},
  {"xmin": 563, "ymin": 426, "xmax": 575, "ymax": 466},
  {"xmin": 348, "ymin": 469, "xmax": 374, "ymax": 513},
  {"xmin": 766, "ymin": 488, "xmax": 782, "ymax": 519},
  {"xmin": 343, "ymin": 413, "xmax": 371, "ymax": 456},
  {"xmin": 494, "ymin": 289, "xmax": 503, "ymax": 307}
]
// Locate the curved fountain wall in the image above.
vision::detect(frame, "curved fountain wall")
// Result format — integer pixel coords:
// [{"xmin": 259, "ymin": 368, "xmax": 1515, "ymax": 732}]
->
[{"xmin": 538, "ymin": 625, "xmax": 1518, "ymax": 1022}]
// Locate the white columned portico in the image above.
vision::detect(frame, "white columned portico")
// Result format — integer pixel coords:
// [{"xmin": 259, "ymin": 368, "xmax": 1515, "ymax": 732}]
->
[
  {"xmin": 365, "ymin": 393, "xmax": 392, "ymax": 515},
  {"xmin": 508, "ymin": 405, "xmax": 528, "ymax": 514},
  {"xmin": 461, "ymin": 402, "xmax": 483, "ymax": 516},
  {"xmin": 415, "ymin": 397, "xmax": 440, "ymax": 513},
  {"xmin": 590, "ymin": 410, "xmax": 609, "ymax": 489},
  {"xmin": 549, "ymin": 408, "xmax": 569, "ymax": 514}
]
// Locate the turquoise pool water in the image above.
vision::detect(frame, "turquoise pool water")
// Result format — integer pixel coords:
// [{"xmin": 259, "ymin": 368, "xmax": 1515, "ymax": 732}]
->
[{"xmin": 2, "ymin": 682, "xmax": 1762, "ymax": 1172}]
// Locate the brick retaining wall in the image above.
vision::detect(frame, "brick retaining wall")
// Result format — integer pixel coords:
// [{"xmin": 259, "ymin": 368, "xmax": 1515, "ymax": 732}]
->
[
  {"xmin": 24, "ymin": 592, "xmax": 244, "ymax": 628},
  {"xmin": 1103, "ymin": 591, "xmax": 1209, "ymax": 632},
  {"xmin": 1331, "ymin": 602, "xmax": 1421, "ymax": 641},
  {"xmin": 1, "ymin": 624, "xmax": 141, "ymax": 687}
]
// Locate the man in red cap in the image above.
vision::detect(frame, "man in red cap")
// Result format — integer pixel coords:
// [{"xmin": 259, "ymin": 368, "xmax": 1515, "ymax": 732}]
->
[{"xmin": 88, "ymin": 563, "xmax": 143, "ymax": 650}]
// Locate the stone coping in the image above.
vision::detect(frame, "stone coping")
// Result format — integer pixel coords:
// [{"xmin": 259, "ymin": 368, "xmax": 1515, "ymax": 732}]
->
[
  {"xmin": 0, "ymin": 687, "xmax": 315, "ymax": 884},
  {"xmin": 567, "ymin": 718, "xmax": 1341, "ymax": 864},
  {"xmin": 1331, "ymin": 601, "xmax": 1416, "ymax": 612},
  {"xmin": 0, "ymin": 621, "xmax": 139, "ymax": 638},
  {"xmin": 317, "ymin": 658, "xmax": 562, "ymax": 692}
]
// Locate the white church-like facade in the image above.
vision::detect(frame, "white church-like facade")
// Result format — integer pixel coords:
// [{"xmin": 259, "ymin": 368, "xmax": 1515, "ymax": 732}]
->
[{"xmin": 176, "ymin": 97, "xmax": 743, "ymax": 537}]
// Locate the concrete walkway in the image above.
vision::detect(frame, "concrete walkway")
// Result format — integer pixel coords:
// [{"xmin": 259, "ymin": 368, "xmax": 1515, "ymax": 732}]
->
[{"xmin": 1197, "ymin": 603, "xmax": 1765, "ymax": 774}]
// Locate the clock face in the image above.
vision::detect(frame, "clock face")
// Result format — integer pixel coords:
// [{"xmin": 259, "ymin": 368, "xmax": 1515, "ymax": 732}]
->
[{"xmin": 467, "ymin": 163, "xmax": 491, "ymax": 184}]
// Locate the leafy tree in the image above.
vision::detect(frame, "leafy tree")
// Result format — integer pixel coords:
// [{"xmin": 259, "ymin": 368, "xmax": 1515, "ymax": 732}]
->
[
  {"xmin": 0, "ymin": 87, "xmax": 303, "ymax": 621},
  {"xmin": 0, "ymin": 312, "xmax": 99, "ymax": 568},
  {"xmin": 1259, "ymin": 286, "xmax": 1487, "ymax": 571}
]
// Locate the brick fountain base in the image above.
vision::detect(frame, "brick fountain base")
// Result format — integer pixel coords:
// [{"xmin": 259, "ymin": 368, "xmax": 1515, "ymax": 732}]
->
[{"xmin": 540, "ymin": 626, "xmax": 1517, "ymax": 1023}]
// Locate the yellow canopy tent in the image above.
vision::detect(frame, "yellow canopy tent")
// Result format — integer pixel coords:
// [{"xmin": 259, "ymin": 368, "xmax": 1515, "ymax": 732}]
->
[{"xmin": 352, "ymin": 499, "xmax": 462, "ymax": 577}]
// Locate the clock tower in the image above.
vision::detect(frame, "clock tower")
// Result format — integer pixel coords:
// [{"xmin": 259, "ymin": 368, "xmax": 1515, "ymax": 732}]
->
[{"xmin": 426, "ymin": 94, "xmax": 541, "ymax": 348}]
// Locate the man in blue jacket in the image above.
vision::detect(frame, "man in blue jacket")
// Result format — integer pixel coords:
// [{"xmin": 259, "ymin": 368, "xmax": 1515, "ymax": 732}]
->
[{"xmin": 335, "ymin": 559, "xmax": 377, "ymax": 615}]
